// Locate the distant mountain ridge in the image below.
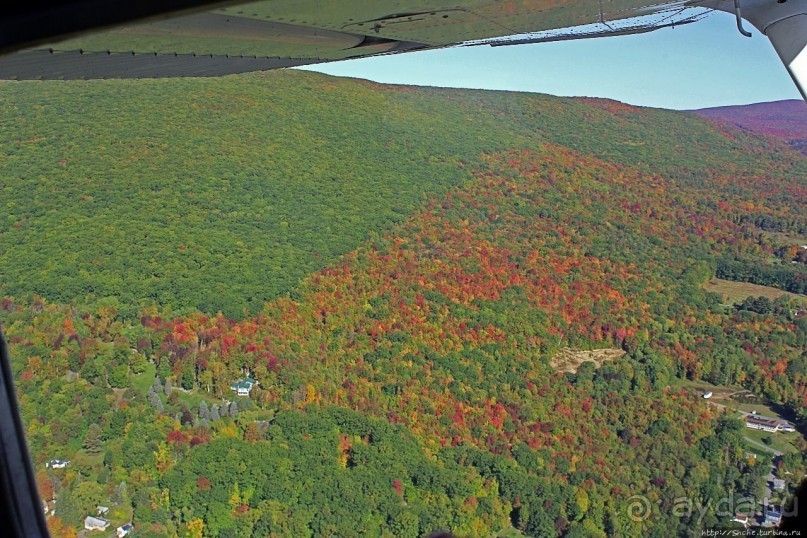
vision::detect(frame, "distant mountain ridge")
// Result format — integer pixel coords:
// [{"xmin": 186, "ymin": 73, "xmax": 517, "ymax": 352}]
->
[{"xmin": 692, "ymin": 100, "xmax": 807, "ymax": 154}]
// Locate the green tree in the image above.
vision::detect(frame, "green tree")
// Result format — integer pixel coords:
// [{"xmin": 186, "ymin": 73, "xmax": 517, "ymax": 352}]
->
[{"xmin": 83, "ymin": 423, "xmax": 103, "ymax": 456}]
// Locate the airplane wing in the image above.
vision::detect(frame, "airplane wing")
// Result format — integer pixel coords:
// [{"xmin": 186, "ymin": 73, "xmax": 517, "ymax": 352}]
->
[{"xmin": 0, "ymin": 0, "xmax": 804, "ymax": 99}]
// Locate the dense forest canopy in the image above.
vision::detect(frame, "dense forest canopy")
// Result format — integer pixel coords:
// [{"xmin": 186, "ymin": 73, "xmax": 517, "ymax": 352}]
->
[
  {"xmin": 2, "ymin": 71, "xmax": 802, "ymax": 318},
  {"xmin": 0, "ymin": 71, "xmax": 805, "ymax": 537}
]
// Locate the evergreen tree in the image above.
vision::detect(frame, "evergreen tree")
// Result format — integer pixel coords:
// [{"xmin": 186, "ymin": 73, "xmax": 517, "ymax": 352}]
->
[
  {"xmin": 147, "ymin": 390, "xmax": 164, "ymax": 412},
  {"xmin": 199, "ymin": 400, "xmax": 209, "ymax": 420},
  {"xmin": 181, "ymin": 369, "xmax": 195, "ymax": 390},
  {"xmin": 83, "ymin": 424, "xmax": 103, "ymax": 456},
  {"xmin": 164, "ymin": 378, "xmax": 173, "ymax": 396},
  {"xmin": 210, "ymin": 404, "xmax": 220, "ymax": 421},
  {"xmin": 228, "ymin": 401, "xmax": 239, "ymax": 418}
]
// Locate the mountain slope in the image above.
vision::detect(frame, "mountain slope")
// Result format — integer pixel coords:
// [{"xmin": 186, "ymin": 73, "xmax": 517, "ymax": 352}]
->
[
  {"xmin": 1, "ymin": 71, "xmax": 802, "ymax": 318},
  {"xmin": 692, "ymin": 100, "xmax": 807, "ymax": 154},
  {"xmin": 1, "ymin": 74, "xmax": 805, "ymax": 537}
]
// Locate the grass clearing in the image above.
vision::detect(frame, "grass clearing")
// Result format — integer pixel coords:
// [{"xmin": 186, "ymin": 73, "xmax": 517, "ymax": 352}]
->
[
  {"xmin": 130, "ymin": 362, "xmax": 156, "ymax": 395},
  {"xmin": 743, "ymin": 426, "xmax": 802, "ymax": 455},
  {"xmin": 703, "ymin": 278, "xmax": 804, "ymax": 304},
  {"xmin": 759, "ymin": 230, "xmax": 807, "ymax": 246},
  {"xmin": 733, "ymin": 401, "xmax": 783, "ymax": 417},
  {"xmin": 669, "ymin": 377, "xmax": 746, "ymax": 401},
  {"xmin": 173, "ymin": 389, "xmax": 220, "ymax": 409}
]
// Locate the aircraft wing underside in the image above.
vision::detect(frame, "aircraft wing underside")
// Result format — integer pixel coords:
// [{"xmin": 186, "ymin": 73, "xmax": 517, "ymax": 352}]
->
[
  {"xmin": 0, "ymin": 0, "xmax": 804, "ymax": 97},
  {"xmin": 0, "ymin": 0, "xmax": 717, "ymax": 79}
]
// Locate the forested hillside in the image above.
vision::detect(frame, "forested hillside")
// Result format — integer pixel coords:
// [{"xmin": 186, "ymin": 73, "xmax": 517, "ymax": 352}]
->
[
  {"xmin": 2, "ymin": 71, "xmax": 800, "ymax": 318},
  {"xmin": 693, "ymin": 100, "xmax": 807, "ymax": 155},
  {"xmin": 1, "ymin": 71, "xmax": 805, "ymax": 537}
]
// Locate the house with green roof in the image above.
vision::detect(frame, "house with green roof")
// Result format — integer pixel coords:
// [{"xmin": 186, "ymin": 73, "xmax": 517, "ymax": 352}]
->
[{"xmin": 231, "ymin": 377, "xmax": 256, "ymax": 396}]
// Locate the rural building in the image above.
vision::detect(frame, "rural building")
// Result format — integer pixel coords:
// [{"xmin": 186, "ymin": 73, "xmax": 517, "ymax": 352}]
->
[
  {"xmin": 84, "ymin": 516, "xmax": 110, "ymax": 531},
  {"xmin": 230, "ymin": 377, "xmax": 256, "ymax": 396},
  {"xmin": 731, "ymin": 513, "xmax": 749, "ymax": 527},
  {"xmin": 773, "ymin": 478, "xmax": 786, "ymax": 491},
  {"xmin": 764, "ymin": 507, "xmax": 782, "ymax": 526},
  {"xmin": 96, "ymin": 505, "xmax": 109, "ymax": 516},
  {"xmin": 46, "ymin": 459, "xmax": 69, "ymax": 469},
  {"xmin": 745, "ymin": 416, "xmax": 790, "ymax": 433},
  {"xmin": 117, "ymin": 523, "xmax": 134, "ymax": 537},
  {"xmin": 702, "ymin": 392, "xmax": 713, "ymax": 399},
  {"xmin": 778, "ymin": 422, "xmax": 796, "ymax": 432}
]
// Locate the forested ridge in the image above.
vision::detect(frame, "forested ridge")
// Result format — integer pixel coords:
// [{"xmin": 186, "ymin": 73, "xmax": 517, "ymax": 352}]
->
[
  {"xmin": 1, "ymin": 71, "xmax": 806, "ymax": 537},
  {"xmin": 2, "ymin": 71, "xmax": 802, "ymax": 318}
]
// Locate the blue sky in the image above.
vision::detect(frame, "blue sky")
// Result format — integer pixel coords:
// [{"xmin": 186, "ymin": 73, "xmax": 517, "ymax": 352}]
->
[{"xmin": 301, "ymin": 11, "xmax": 801, "ymax": 110}]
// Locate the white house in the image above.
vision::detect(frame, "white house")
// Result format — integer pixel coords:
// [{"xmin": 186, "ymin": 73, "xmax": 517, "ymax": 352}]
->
[
  {"xmin": 47, "ymin": 459, "xmax": 69, "ymax": 469},
  {"xmin": 96, "ymin": 505, "xmax": 109, "ymax": 516},
  {"xmin": 117, "ymin": 523, "xmax": 134, "ymax": 537},
  {"xmin": 84, "ymin": 516, "xmax": 110, "ymax": 531}
]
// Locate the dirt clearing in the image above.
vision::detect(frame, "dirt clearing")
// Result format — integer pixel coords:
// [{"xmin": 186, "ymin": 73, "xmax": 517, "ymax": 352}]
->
[{"xmin": 550, "ymin": 348, "xmax": 626, "ymax": 374}]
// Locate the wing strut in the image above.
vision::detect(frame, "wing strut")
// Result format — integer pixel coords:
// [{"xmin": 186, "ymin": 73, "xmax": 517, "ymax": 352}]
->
[{"xmin": 765, "ymin": 12, "xmax": 807, "ymax": 99}]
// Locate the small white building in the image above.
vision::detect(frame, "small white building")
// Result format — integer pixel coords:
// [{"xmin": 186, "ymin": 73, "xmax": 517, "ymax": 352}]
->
[
  {"xmin": 96, "ymin": 505, "xmax": 109, "ymax": 516},
  {"xmin": 47, "ymin": 459, "xmax": 69, "ymax": 469},
  {"xmin": 84, "ymin": 516, "xmax": 110, "ymax": 531},
  {"xmin": 702, "ymin": 392, "xmax": 713, "ymax": 399},
  {"xmin": 773, "ymin": 478, "xmax": 786, "ymax": 491},
  {"xmin": 117, "ymin": 523, "xmax": 134, "ymax": 537}
]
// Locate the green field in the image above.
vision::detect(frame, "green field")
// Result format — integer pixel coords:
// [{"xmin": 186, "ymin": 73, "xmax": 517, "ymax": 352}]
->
[
  {"xmin": 129, "ymin": 362, "xmax": 157, "ymax": 394},
  {"xmin": 703, "ymin": 278, "xmax": 805, "ymax": 303},
  {"xmin": 743, "ymin": 426, "xmax": 802, "ymax": 455}
]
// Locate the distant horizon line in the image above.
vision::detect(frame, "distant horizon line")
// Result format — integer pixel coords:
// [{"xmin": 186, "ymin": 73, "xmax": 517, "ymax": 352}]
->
[{"xmin": 295, "ymin": 67, "xmax": 803, "ymax": 111}]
